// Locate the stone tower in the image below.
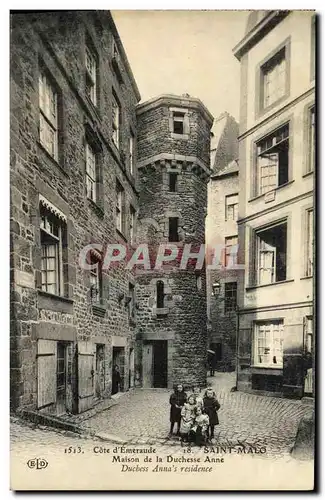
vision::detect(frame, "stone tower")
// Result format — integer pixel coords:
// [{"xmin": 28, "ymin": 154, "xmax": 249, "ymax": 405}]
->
[{"xmin": 135, "ymin": 94, "xmax": 213, "ymax": 389}]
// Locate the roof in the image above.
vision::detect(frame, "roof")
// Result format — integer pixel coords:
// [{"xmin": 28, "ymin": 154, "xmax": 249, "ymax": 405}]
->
[
  {"xmin": 233, "ymin": 10, "xmax": 290, "ymax": 60},
  {"xmin": 211, "ymin": 159, "xmax": 239, "ymax": 179}
]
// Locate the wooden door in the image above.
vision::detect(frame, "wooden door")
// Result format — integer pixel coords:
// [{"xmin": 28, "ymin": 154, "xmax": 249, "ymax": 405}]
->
[
  {"xmin": 56, "ymin": 342, "xmax": 67, "ymax": 415},
  {"xmin": 95, "ymin": 344, "xmax": 105, "ymax": 398},
  {"xmin": 37, "ymin": 339, "xmax": 57, "ymax": 413},
  {"xmin": 142, "ymin": 343, "xmax": 153, "ymax": 388},
  {"xmin": 78, "ymin": 341, "xmax": 96, "ymax": 413}
]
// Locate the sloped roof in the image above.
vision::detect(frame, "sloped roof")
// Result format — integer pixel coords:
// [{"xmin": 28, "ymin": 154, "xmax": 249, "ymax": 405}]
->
[{"xmin": 211, "ymin": 159, "xmax": 239, "ymax": 179}]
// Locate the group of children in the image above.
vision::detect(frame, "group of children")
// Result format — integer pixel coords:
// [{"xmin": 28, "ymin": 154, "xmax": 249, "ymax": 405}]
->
[{"xmin": 169, "ymin": 384, "xmax": 220, "ymax": 446}]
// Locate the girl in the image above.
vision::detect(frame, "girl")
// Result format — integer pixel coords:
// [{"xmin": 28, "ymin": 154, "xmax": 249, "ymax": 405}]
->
[
  {"xmin": 169, "ymin": 384, "xmax": 187, "ymax": 436},
  {"xmin": 190, "ymin": 406, "xmax": 209, "ymax": 447},
  {"xmin": 192, "ymin": 385, "xmax": 203, "ymax": 408},
  {"xmin": 203, "ymin": 387, "xmax": 221, "ymax": 441},
  {"xmin": 180, "ymin": 394, "xmax": 196, "ymax": 442}
]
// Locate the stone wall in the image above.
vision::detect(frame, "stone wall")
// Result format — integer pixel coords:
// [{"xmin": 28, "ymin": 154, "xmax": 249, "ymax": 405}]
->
[
  {"xmin": 135, "ymin": 96, "xmax": 213, "ymax": 389},
  {"xmin": 10, "ymin": 11, "xmax": 140, "ymax": 411}
]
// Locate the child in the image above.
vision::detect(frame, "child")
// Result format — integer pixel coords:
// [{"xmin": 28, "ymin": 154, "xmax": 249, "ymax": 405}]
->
[
  {"xmin": 190, "ymin": 406, "xmax": 209, "ymax": 447},
  {"xmin": 192, "ymin": 385, "xmax": 203, "ymax": 408},
  {"xmin": 180, "ymin": 394, "xmax": 196, "ymax": 442},
  {"xmin": 169, "ymin": 384, "xmax": 187, "ymax": 436},
  {"xmin": 203, "ymin": 387, "xmax": 221, "ymax": 441}
]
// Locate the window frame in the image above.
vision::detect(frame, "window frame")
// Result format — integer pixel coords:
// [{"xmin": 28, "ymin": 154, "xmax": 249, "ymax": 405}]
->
[
  {"xmin": 169, "ymin": 172, "xmax": 178, "ymax": 193},
  {"xmin": 255, "ymin": 122, "xmax": 290, "ymax": 197},
  {"xmin": 254, "ymin": 220, "xmax": 288, "ymax": 286},
  {"xmin": 39, "ymin": 72, "xmax": 59, "ymax": 161},
  {"xmin": 305, "ymin": 208, "xmax": 313, "ymax": 277},
  {"xmin": 225, "ymin": 193, "xmax": 238, "ymax": 221},
  {"xmin": 128, "ymin": 282, "xmax": 136, "ymax": 321},
  {"xmin": 156, "ymin": 280, "xmax": 165, "ymax": 309},
  {"xmin": 224, "ymin": 235, "xmax": 238, "ymax": 268},
  {"xmin": 168, "ymin": 217, "xmax": 179, "ymax": 243},
  {"xmin": 307, "ymin": 105, "xmax": 315, "ymax": 174},
  {"xmin": 129, "ymin": 205, "xmax": 136, "ymax": 245},
  {"xmin": 224, "ymin": 282, "xmax": 237, "ymax": 313},
  {"xmin": 256, "ymin": 38, "xmax": 291, "ymax": 117},
  {"xmin": 129, "ymin": 130, "xmax": 135, "ymax": 175},
  {"xmin": 116, "ymin": 180, "xmax": 125, "ymax": 234},
  {"xmin": 40, "ymin": 209, "xmax": 64, "ymax": 296},
  {"xmin": 85, "ymin": 45, "xmax": 98, "ymax": 106},
  {"xmin": 112, "ymin": 91, "xmax": 121, "ymax": 149},
  {"xmin": 89, "ymin": 251, "xmax": 102, "ymax": 304},
  {"xmin": 85, "ymin": 141, "xmax": 97, "ymax": 203},
  {"xmin": 253, "ymin": 320, "xmax": 284, "ymax": 368}
]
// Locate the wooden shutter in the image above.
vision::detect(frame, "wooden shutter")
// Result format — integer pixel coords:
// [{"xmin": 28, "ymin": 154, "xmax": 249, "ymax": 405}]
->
[
  {"xmin": 183, "ymin": 113, "xmax": 190, "ymax": 135},
  {"xmin": 168, "ymin": 111, "xmax": 174, "ymax": 132},
  {"xmin": 37, "ymin": 339, "xmax": 57, "ymax": 412},
  {"xmin": 78, "ymin": 341, "xmax": 96, "ymax": 413}
]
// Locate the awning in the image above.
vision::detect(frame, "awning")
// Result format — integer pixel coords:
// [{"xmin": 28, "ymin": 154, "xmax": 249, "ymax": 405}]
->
[{"xmin": 39, "ymin": 194, "xmax": 67, "ymax": 221}]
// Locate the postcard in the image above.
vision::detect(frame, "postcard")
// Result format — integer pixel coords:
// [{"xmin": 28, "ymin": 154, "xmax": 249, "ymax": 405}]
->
[{"xmin": 10, "ymin": 9, "xmax": 315, "ymax": 491}]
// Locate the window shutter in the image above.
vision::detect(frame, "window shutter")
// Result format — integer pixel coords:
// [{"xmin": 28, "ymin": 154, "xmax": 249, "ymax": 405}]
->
[
  {"xmin": 183, "ymin": 113, "xmax": 190, "ymax": 135},
  {"xmin": 248, "ymin": 227, "xmax": 255, "ymax": 286},
  {"xmin": 37, "ymin": 339, "xmax": 57, "ymax": 410},
  {"xmin": 168, "ymin": 111, "xmax": 174, "ymax": 133}
]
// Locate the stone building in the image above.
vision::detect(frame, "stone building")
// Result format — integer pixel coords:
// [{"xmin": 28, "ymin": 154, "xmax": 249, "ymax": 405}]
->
[
  {"xmin": 10, "ymin": 11, "xmax": 141, "ymax": 414},
  {"xmin": 233, "ymin": 11, "xmax": 315, "ymax": 397},
  {"xmin": 206, "ymin": 112, "xmax": 240, "ymax": 371},
  {"xmin": 135, "ymin": 95, "xmax": 213, "ymax": 389},
  {"xmin": 10, "ymin": 11, "xmax": 213, "ymax": 415}
]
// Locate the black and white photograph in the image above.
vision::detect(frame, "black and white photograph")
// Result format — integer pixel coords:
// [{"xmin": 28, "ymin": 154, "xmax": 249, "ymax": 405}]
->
[{"xmin": 9, "ymin": 9, "xmax": 316, "ymax": 491}]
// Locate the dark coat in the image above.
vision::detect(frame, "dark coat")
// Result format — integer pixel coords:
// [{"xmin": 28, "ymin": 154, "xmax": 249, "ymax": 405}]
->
[
  {"xmin": 203, "ymin": 395, "xmax": 220, "ymax": 426},
  {"xmin": 169, "ymin": 391, "xmax": 187, "ymax": 423}
]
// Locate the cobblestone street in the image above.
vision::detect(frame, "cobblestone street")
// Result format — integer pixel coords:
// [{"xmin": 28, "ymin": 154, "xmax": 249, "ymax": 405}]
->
[{"xmin": 11, "ymin": 373, "xmax": 313, "ymax": 460}]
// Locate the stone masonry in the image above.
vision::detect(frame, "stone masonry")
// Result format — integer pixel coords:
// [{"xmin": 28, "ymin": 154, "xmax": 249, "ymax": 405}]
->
[
  {"xmin": 135, "ymin": 95, "xmax": 214, "ymax": 389},
  {"xmin": 10, "ymin": 11, "xmax": 140, "ymax": 413}
]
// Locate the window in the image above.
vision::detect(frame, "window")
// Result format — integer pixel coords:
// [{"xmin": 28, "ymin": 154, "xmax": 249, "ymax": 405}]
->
[
  {"xmin": 39, "ymin": 73, "xmax": 58, "ymax": 160},
  {"xmin": 256, "ymin": 124, "xmax": 289, "ymax": 195},
  {"xmin": 85, "ymin": 46, "xmax": 97, "ymax": 105},
  {"xmin": 129, "ymin": 205, "xmax": 136, "ymax": 245},
  {"xmin": 112, "ymin": 93, "xmax": 120, "ymax": 148},
  {"xmin": 40, "ymin": 207, "xmax": 64, "ymax": 295},
  {"xmin": 307, "ymin": 107, "xmax": 315, "ymax": 173},
  {"xmin": 225, "ymin": 236, "xmax": 238, "ymax": 268},
  {"xmin": 306, "ymin": 209, "xmax": 313, "ymax": 277},
  {"xmin": 173, "ymin": 112, "xmax": 185, "ymax": 134},
  {"xmin": 168, "ymin": 217, "xmax": 179, "ymax": 242},
  {"xmin": 224, "ymin": 282, "xmax": 237, "ymax": 313},
  {"xmin": 169, "ymin": 173, "xmax": 178, "ymax": 192},
  {"xmin": 254, "ymin": 321, "xmax": 284, "ymax": 367},
  {"xmin": 156, "ymin": 281, "xmax": 165, "ymax": 309},
  {"xmin": 261, "ymin": 47, "xmax": 287, "ymax": 109},
  {"xmin": 255, "ymin": 222, "xmax": 287, "ymax": 285},
  {"xmin": 85, "ymin": 142, "xmax": 97, "ymax": 202},
  {"xmin": 128, "ymin": 283, "xmax": 135, "ymax": 321},
  {"xmin": 129, "ymin": 131, "xmax": 135, "ymax": 175},
  {"xmin": 225, "ymin": 194, "xmax": 238, "ymax": 221},
  {"xmin": 116, "ymin": 181, "xmax": 124, "ymax": 233},
  {"xmin": 89, "ymin": 251, "xmax": 102, "ymax": 303}
]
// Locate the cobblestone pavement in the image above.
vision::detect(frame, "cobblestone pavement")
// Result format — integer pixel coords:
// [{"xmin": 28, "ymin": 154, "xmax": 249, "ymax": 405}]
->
[
  {"xmin": 79, "ymin": 373, "xmax": 313, "ymax": 458},
  {"xmin": 11, "ymin": 373, "xmax": 313, "ymax": 460}
]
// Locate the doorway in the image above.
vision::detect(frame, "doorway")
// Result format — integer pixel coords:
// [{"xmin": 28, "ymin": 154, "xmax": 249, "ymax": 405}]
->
[
  {"xmin": 56, "ymin": 342, "xmax": 67, "ymax": 415},
  {"xmin": 112, "ymin": 347, "xmax": 125, "ymax": 394},
  {"xmin": 142, "ymin": 340, "xmax": 168, "ymax": 388},
  {"xmin": 153, "ymin": 341, "xmax": 167, "ymax": 387},
  {"xmin": 304, "ymin": 316, "xmax": 313, "ymax": 396},
  {"xmin": 95, "ymin": 344, "xmax": 105, "ymax": 399}
]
